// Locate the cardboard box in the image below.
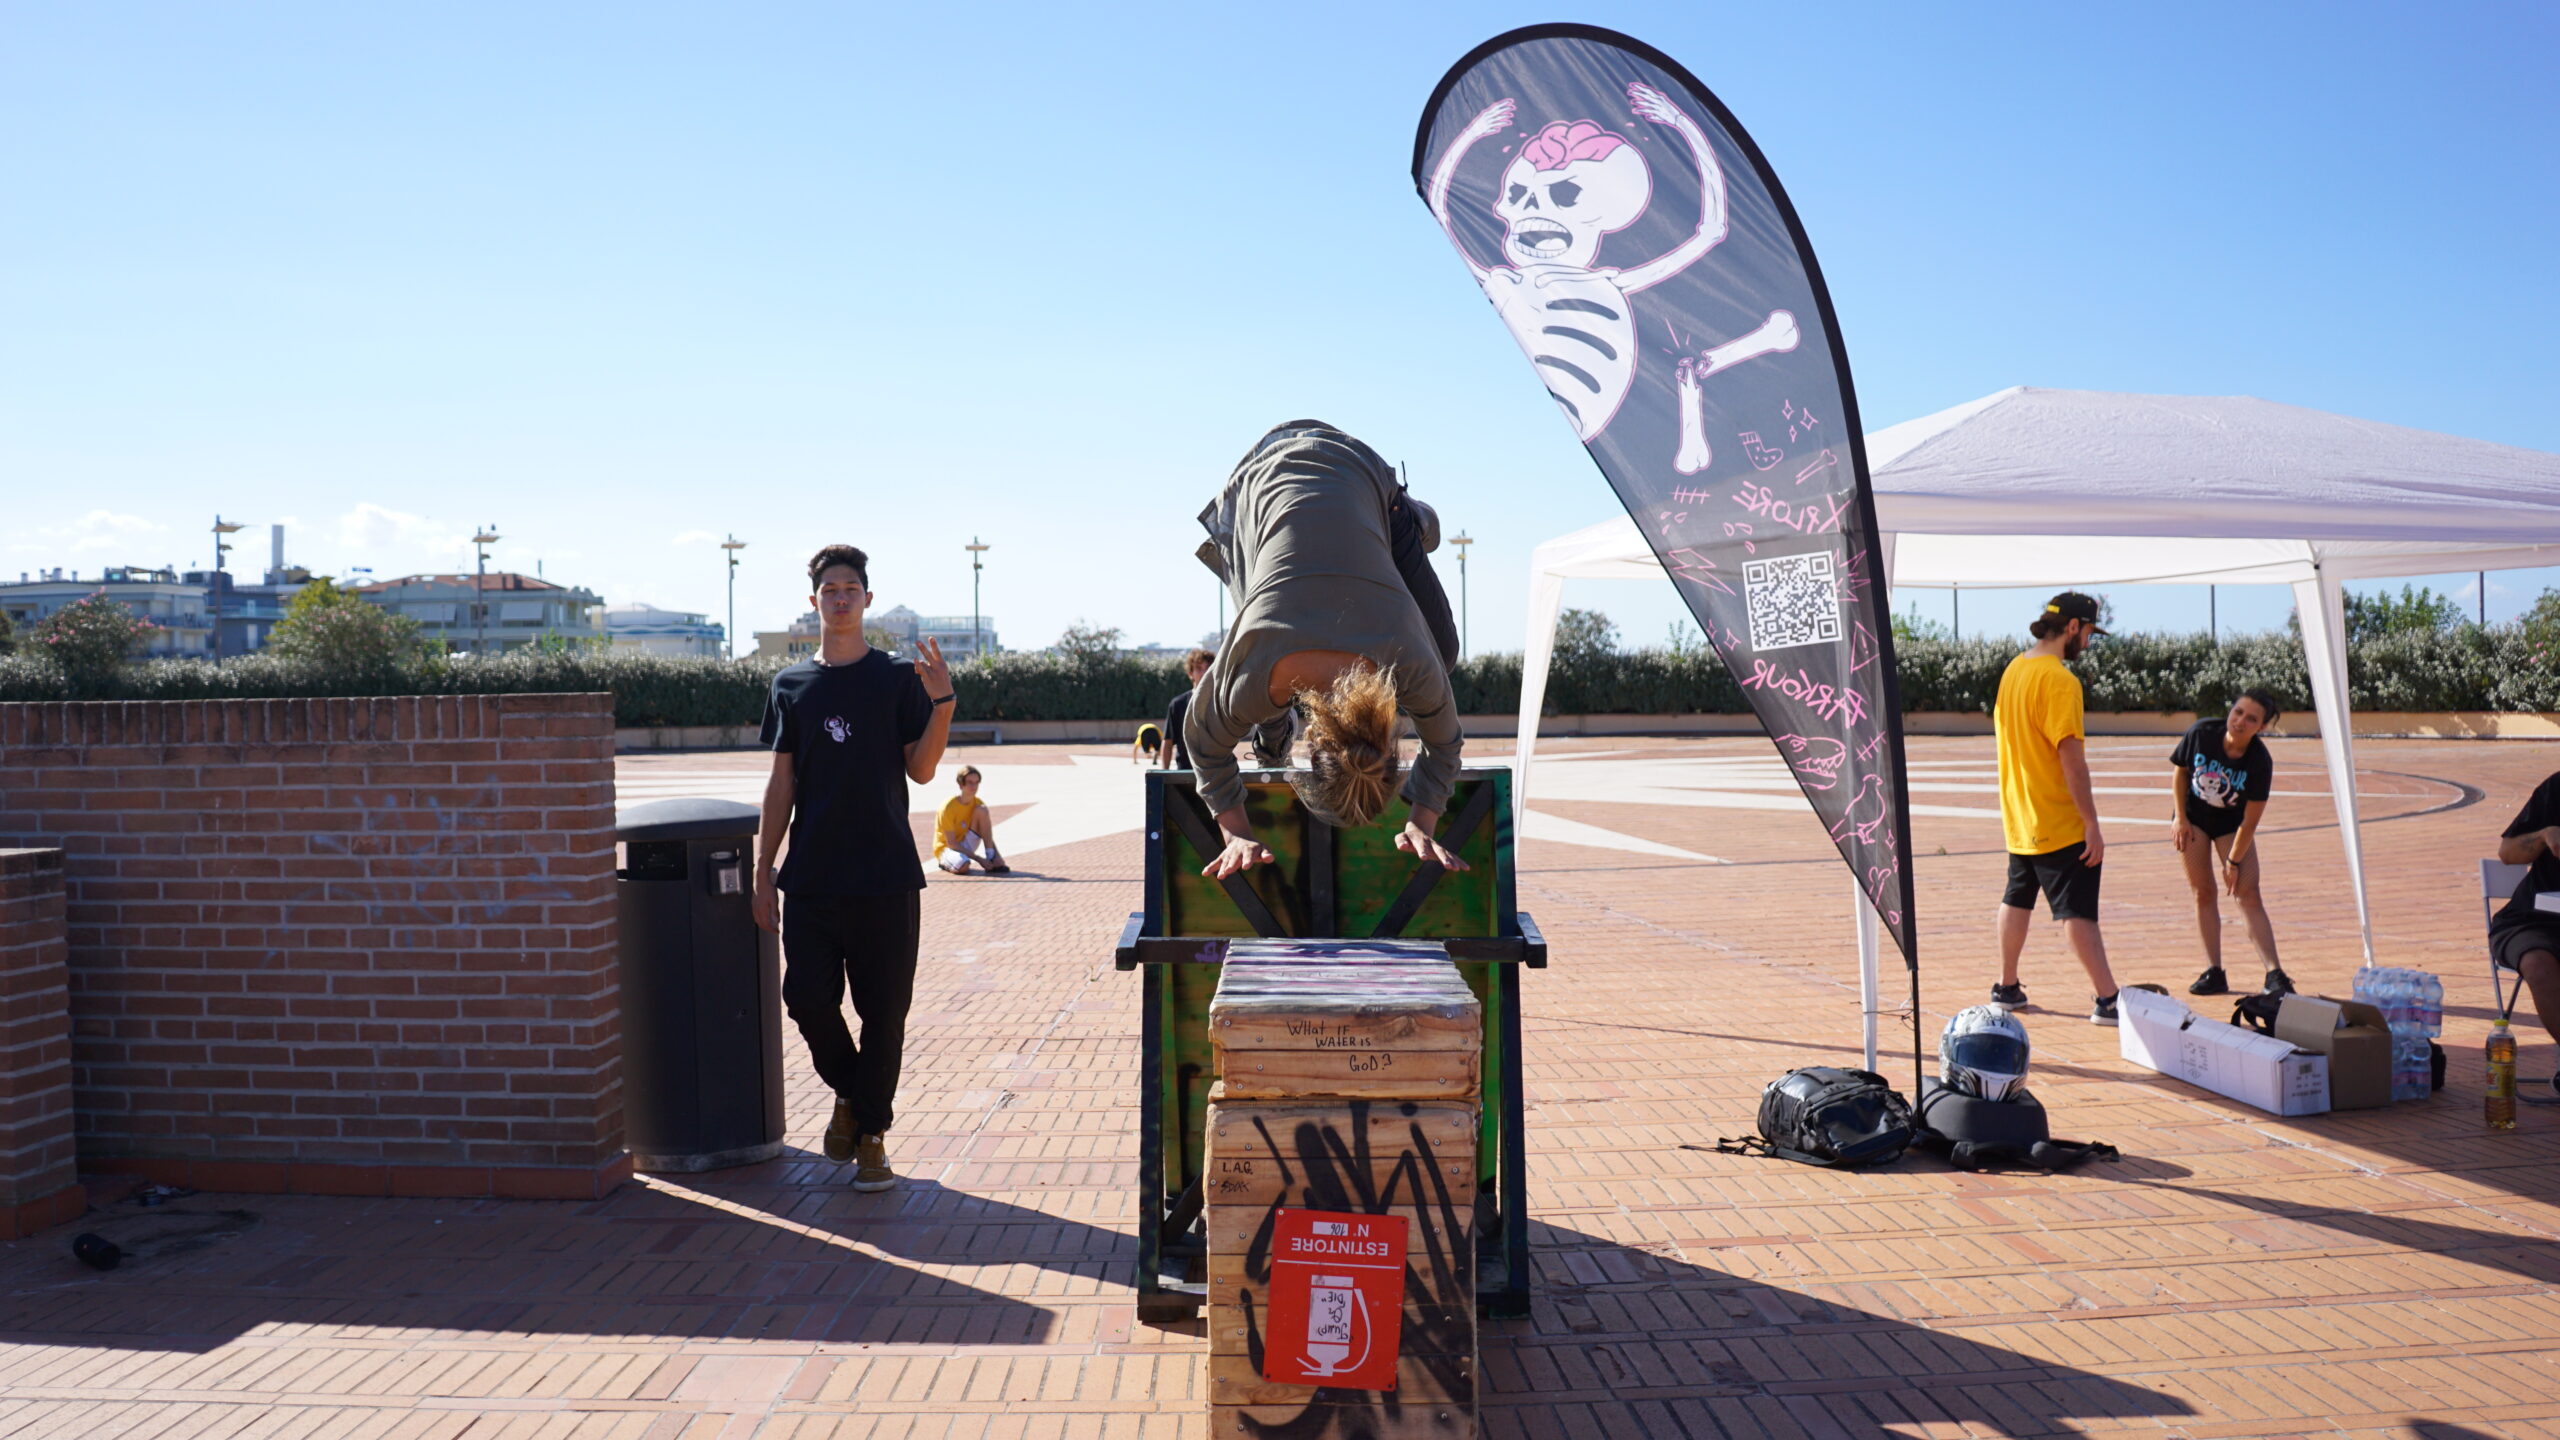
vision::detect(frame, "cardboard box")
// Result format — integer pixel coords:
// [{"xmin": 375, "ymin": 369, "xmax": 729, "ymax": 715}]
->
[
  {"xmin": 2118, "ymin": 987, "xmax": 2330, "ymax": 1116},
  {"xmin": 2274, "ymin": 994, "xmax": 2393, "ymax": 1110}
]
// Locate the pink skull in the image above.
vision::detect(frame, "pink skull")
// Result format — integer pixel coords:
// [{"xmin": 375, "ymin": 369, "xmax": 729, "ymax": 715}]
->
[{"xmin": 1494, "ymin": 120, "xmax": 1652, "ymax": 268}]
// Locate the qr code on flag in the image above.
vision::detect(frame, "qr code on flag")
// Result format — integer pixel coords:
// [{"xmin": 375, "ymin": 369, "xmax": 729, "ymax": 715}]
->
[{"xmin": 1743, "ymin": 552, "xmax": 1842, "ymax": 651}]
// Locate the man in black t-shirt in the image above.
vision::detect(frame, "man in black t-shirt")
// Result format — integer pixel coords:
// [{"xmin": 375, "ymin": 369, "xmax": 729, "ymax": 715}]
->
[
  {"xmin": 753, "ymin": 543, "xmax": 955, "ymax": 1191},
  {"xmin": 1159, "ymin": 647, "xmax": 1213, "ymax": 770},
  {"xmin": 2490, "ymin": 770, "xmax": 2560, "ymax": 1061},
  {"xmin": 2170, "ymin": 689, "xmax": 2292, "ymax": 998}
]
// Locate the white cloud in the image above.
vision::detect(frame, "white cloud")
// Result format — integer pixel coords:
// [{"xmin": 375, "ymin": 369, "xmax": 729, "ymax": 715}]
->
[
  {"xmin": 333, "ymin": 503, "xmax": 472, "ymax": 563},
  {"xmin": 8, "ymin": 510, "xmax": 168, "ymax": 555},
  {"xmin": 671, "ymin": 530, "xmax": 720, "ymax": 546}
]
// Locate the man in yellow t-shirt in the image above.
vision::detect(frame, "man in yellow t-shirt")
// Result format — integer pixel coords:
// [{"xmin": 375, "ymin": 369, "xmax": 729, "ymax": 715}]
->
[
  {"xmin": 1993, "ymin": 592, "xmax": 2121, "ymax": 1026},
  {"xmin": 934, "ymin": 766, "xmax": 1009, "ymax": 875}
]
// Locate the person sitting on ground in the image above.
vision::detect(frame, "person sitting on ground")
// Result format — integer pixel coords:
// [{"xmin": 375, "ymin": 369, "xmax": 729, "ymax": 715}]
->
[
  {"xmin": 2175, "ymin": 688, "xmax": 2295, "ymax": 998},
  {"xmin": 1132, "ymin": 722, "xmax": 1164, "ymax": 765},
  {"xmin": 2488, "ymin": 769, "xmax": 2560, "ymax": 1089},
  {"xmin": 1159, "ymin": 647, "xmax": 1214, "ymax": 770},
  {"xmin": 933, "ymin": 766, "xmax": 1009, "ymax": 875},
  {"xmin": 1186, "ymin": 420, "xmax": 1467, "ymax": 879}
]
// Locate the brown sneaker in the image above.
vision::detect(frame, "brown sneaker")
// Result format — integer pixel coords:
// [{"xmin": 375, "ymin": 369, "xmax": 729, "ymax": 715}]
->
[
  {"xmin": 823, "ymin": 1098, "xmax": 857, "ymax": 1164},
  {"xmin": 851, "ymin": 1133, "xmax": 898, "ymax": 1192}
]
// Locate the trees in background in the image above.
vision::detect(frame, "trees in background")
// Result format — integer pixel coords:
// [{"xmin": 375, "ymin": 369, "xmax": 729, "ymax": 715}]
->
[
  {"xmin": 29, "ymin": 592, "xmax": 152, "ymax": 692},
  {"xmin": 268, "ymin": 577, "xmax": 430, "ymax": 674}
]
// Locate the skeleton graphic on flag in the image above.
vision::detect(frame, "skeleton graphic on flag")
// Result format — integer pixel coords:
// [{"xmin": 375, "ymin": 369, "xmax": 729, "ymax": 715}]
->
[{"xmin": 1425, "ymin": 83, "xmax": 1802, "ymax": 473}]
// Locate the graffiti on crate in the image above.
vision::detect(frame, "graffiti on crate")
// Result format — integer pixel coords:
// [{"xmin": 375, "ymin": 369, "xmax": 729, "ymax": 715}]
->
[{"xmin": 1226, "ymin": 1101, "xmax": 1476, "ymax": 1434}]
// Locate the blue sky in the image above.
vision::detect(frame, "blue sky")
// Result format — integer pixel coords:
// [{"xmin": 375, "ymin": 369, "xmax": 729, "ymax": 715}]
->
[{"xmin": 6, "ymin": 3, "xmax": 2555, "ymax": 653}]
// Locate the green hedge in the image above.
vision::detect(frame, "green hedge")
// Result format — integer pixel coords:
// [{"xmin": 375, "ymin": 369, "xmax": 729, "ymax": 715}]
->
[{"xmin": 6, "ymin": 626, "xmax": 2560, "ymax": 725}]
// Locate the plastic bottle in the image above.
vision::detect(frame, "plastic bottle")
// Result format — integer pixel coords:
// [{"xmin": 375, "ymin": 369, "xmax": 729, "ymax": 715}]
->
[
  {"xmin": 2421, "ymin": 972, "xmax": 2444, "ymax": 1037},
  {"xmin": 2487, "ymin": 1021, "xmax": 2517, "ymax": 1130},
  {"xmin": 2367, "ymin": 969, "xmax": 2432, "ymax": 1101}
]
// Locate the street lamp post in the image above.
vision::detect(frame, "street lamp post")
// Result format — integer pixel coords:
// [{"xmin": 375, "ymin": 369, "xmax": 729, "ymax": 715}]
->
[
  {"xmin": 965, "ymin": 537, "xmax": 990, "ymax": 662},
  {"xmin": 721, "ymin": 535, "xmax": 747, "ymax": 660},
  {"xmin": 471, "ymin": 527, "xmax": 501, "ymax": 655},
  {"xmin": 209, "ymin": 515, "xmax": 243, "ymax": 663},
  {"xmin": 1449, "ymin": 532, "xmax": 1473, "ymax": 659}
]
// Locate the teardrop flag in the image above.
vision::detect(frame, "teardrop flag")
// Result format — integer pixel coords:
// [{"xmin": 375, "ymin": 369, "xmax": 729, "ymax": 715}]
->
[{"xmin": 1413, "ymin": 24, "xmax": 1917, "ymax": 965}]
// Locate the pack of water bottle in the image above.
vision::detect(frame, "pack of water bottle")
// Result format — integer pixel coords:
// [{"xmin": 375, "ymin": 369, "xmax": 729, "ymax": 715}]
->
[{"xmin": 2352, "ymin": 966, "xmax": 2442, "ymax": 1102}]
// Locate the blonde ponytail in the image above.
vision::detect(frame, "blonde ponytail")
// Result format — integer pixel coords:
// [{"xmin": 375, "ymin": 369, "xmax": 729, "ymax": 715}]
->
[{"xmin": 1292, "ymin": 663, "xmax": 1400, "ymax": 829}]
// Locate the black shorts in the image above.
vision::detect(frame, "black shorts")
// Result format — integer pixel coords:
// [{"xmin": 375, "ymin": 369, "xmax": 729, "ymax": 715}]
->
[
  {"xmin": 2492, "ymin": 923, "xmax": 2560, "ymax": 972},
  {"xmin": 2182, "ymin": 809, "xmax": 2242, "ymax": 844},
  {"xmin": 2004, "ymin": 842, "xmax": 2102, "ymax": 922}
]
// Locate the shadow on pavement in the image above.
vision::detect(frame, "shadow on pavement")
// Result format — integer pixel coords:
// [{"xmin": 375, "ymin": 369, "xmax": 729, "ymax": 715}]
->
[
  {"xmin": 1487, "ymin": 1221, "xmax": 2194, "ymax": 1437},
  {"xmin": 2112, "ymin": 1173, "xmax": 2560, "ymax": 1290},
  {"xmin": 0, "ymin": 1161, "xmax": 1130, "ymax": 1354}
]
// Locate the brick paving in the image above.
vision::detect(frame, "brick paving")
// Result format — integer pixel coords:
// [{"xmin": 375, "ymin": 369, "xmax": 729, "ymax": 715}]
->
[{"xmin": 0, "ymin": 735, "xmax": 2556, "ymax": 1437}]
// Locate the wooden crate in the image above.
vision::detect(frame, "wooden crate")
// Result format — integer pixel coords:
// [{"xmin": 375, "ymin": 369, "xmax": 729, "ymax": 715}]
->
[
  {"xmin": 1201, "ymin": 946, "xmax": 1483, "ymax": 1436},
  {"xmin": 1212, "ymin": 1052, "xmax": 1478, "ymax": 1101},
  {"xmin": 1210, "ymin": 946, "xmax": 1481, "ymax": 1103}
]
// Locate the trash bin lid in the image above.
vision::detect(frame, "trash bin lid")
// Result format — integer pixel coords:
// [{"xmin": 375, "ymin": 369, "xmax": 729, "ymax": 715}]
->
[{"xmin": 616, "ymin": 797, "xmax": 760, "ymax": 842}]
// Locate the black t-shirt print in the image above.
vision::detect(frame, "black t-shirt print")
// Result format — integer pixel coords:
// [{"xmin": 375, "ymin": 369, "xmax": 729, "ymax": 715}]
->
[
  {"xmin": 2168, "ymin": 719, "xmax": 2272, "ymax": 838},
  {"xmin": 760, "ymin": 651, "xmax": 934, "ymax": 895},
  {"xmin": 2492, "ymin": 771, "xmax": 2560, "ymax": 934}
]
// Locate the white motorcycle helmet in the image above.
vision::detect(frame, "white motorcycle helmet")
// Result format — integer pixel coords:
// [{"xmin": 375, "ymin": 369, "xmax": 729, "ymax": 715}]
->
[{"xmin": 1939, "ymin": 1005, "xmax": 2031, "ymax": 1101}]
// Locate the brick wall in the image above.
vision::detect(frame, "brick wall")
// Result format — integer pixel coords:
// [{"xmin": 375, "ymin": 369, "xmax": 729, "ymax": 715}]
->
[
  {"xmin": 0, "ymin": 695, "xmax": 626, "ymax": 1201},
  {"xmin": 0, "ymin": 849, "xmax": 83, "ymax": 1235}
]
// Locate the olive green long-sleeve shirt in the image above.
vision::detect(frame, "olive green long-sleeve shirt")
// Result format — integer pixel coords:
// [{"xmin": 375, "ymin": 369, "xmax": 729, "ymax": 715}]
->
[{"xmin": 1185, "ymin": 424, "xmax": 1461, "ymax": 819}]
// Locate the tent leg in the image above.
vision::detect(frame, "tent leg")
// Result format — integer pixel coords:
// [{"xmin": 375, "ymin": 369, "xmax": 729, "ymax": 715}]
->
[
  {"xmin": 1513, "ymin": 565, "xmax": 1569, "ymax": 828},
  {"xmin": 1855, "ymin": 875, "xmax": 1879, "ymax": 1073},
  {"xmin": 2294, "ymin": 571, "xmax": 2376, "ymax": 968}
]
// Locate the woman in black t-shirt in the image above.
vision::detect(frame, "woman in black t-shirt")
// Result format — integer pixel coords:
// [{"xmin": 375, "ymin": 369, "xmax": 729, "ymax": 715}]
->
[{"xmin": 2171, "ymin": 689, "xmax": 2292, "ymax": 997}]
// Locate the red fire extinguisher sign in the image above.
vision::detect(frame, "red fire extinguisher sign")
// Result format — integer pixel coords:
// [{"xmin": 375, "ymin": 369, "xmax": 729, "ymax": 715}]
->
[{"xmin": 1261, "ymin": 1208, "xmax": 1408, "ymax": 1390}]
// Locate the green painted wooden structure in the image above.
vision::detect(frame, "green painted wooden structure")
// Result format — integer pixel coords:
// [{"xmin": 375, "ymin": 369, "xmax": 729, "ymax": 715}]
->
[{"xmin": 1114, "ymin": 767, "xmax": 1544, "ymax": 1322}]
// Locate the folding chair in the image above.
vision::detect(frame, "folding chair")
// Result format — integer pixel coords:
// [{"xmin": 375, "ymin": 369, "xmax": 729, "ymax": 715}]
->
[
  {"xmin": 2483, "ymin": 857, "xmax": 2560, "ymax": 1102},
  {"xmin": 2483, "ymin": 858, "xmax": 2532, "ymax": 1020}
]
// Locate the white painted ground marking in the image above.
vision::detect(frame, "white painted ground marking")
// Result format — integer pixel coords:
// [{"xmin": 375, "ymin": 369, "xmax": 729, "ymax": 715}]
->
[{"xmin": 1517, "ymin": 809, "xmax": 1726, "ymax": 863}]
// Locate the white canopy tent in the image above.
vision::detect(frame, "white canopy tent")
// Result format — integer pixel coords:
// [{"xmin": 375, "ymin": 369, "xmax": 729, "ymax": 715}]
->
[{"xmin": 1518, "ymin": 388, "xmax": 2560, "ymax": 1065}]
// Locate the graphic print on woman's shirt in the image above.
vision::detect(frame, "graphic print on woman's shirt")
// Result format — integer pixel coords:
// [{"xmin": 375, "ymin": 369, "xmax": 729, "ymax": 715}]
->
[{"xmin": 2190, "ymin": 754, "xmax": 2246, "ymax": 812}]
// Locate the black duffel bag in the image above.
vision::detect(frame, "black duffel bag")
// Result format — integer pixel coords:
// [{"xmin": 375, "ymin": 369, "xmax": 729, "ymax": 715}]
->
[{"xmin": 1715, "ymin": 1066, "xmax": 1917, "ymax": 1168}]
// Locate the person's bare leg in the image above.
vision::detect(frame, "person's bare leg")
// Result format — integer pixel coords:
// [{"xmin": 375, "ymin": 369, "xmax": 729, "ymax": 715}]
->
[
  {"xmin": 2181, "ymin": 835, "xmax": 2223, "ymax": 969},
  {"xmin": 1998, "ymin": 903, "xmax": 2033, "ymax": 987},
  {"xmin": 2223, "ymin": 839, "xmax": 2281, "ymax": 975},
  {"xmin": 2517, "ymin": 950, "xmax": 2560, "ymax": 1048},
  {"xmin": 969, "ymin": 811, "xmax": 1004, "ymax": 867},
  {"xmin": 945, "ymin": 831, "xmax": 994, "ymax": 874},
  {"xmin": 2062, "ymin": 917, "xmax": 2117, "ymax": 997}
]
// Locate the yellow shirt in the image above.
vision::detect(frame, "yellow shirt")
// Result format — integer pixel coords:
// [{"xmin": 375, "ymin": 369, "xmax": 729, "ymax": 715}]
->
[
  {"xmin": 933, "ymin": 796, "xmax": 984, "ymax": 858},
  {"xmin": 1994, "ymin": 652, "xmax": 2086, "ymax": 855}
]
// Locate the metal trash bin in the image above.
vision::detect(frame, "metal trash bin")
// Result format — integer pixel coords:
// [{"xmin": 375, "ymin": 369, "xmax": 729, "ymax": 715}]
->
[{"xmin": 615, "ymin": 797, "xmax": 786, "ymax": 1172}]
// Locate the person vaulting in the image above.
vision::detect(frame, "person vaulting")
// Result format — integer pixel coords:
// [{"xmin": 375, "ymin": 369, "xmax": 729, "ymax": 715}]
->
[{"xmin": 1186, "ymin": 420, "xmax": 1470, "ymax": 879}]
